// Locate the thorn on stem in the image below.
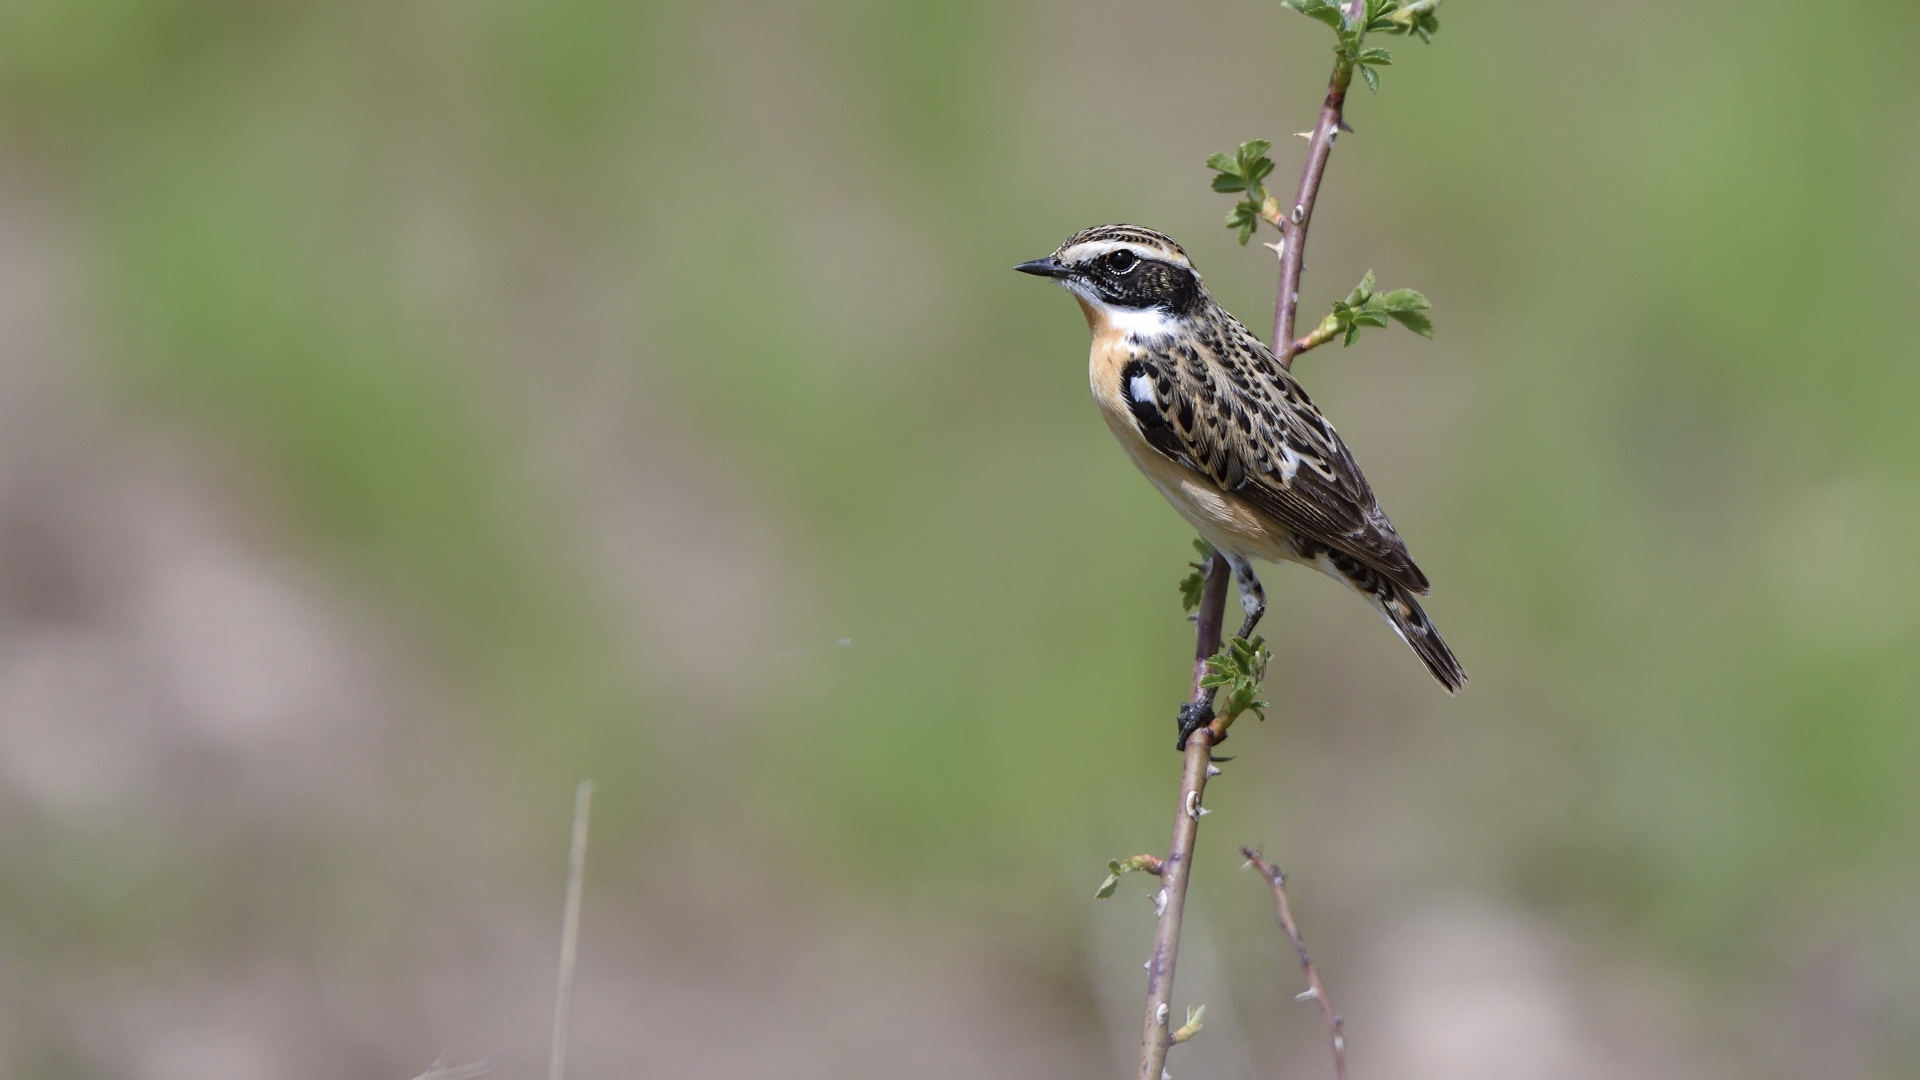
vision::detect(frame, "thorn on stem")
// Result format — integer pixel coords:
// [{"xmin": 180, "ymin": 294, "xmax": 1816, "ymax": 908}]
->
[
  {"xmin": 1296, "ymin": 987, "xmax": 1319, "ymax": 1001},
  {"xmin": 1153, "ymin": 888, "xmax": 1170, "ymax": 916}
]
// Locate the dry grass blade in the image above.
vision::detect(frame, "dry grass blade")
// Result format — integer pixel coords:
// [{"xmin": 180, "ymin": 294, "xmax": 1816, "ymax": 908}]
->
[
  {"xmin": 411, "ymin": 1055, "xmax": 494, "ymax": 1080},
  {"xmin": 549, "ymin": 780, "xmax": 595, "ymax": 1080}
]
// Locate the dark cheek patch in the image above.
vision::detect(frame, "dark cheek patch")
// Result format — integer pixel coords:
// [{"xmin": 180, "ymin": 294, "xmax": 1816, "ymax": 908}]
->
[{"xmin": 1095, "ymin": 261, "xmax": 1200, "ymax": 314}]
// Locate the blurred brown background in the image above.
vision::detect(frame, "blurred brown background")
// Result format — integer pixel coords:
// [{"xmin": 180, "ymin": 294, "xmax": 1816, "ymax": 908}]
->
[{"xmin": 1, "ymin": 1, "xmax": 1917, "ymax": 1077}]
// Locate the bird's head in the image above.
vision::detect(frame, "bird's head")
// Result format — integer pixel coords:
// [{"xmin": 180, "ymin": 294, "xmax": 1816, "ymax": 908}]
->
[{"xmin": 1014, "ymin": 225, "xmax": 1207, "ymax": 335}]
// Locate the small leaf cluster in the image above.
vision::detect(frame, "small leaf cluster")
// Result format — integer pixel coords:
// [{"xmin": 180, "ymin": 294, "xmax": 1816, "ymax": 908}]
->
[
  {"xmin": 1171, "ymin": 1004, "xmax": 1207, "ymax": 1044},
  {"xmin": 1282, "ymin": 0, "xmax": 1440, "ymax": 92},
  {"xmin": 1178, "ymin": 538, "xmax": 1215, "ymax": 612},
  {"xmin": 1388, "ymin": 0, "xmax": 1441, "ymax": 42},
  {"xmin": 1201, "ymin": 635, "xmax": 1271, "ymax": 727},
  {"xmin": 1326, "ymin": 269, "xmax": 1432, "ymax": 346},
  {"xmin": 1094, "ymin": 854, "xmax": 1164, "ymax": 900},
  {"xmin": 1205, "ymin": 141, "xmax": 1277, "ymax": 245}
]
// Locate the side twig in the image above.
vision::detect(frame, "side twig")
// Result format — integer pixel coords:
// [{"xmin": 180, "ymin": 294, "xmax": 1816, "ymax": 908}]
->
[
  {"xmin": 1241, "ymin": 848, "xmax": 1347, "ymax": 1080},
  {"xmin": 1137, "ymin": 553, "xmax": 1231, "ymax": 1080},
  {"xmin": 1272, "ymin": 0, "xmax": 1368, "ymax": 367}
]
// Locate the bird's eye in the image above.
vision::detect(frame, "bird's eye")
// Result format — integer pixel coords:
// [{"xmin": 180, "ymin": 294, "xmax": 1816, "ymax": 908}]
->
[{"xmin": 1108, "ymin": 250, "xmax": 1139, "ymax": 273}]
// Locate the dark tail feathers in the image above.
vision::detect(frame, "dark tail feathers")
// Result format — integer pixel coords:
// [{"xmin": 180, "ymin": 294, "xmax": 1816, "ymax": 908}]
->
[{"xmin": 1379, "ymin": 580, "xmax": 1467, "ymax": 694}]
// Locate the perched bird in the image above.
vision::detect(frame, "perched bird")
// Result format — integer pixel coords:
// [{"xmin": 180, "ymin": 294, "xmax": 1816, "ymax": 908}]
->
[{"xmin": 1016, "ymin": 224, "xmax": 1465, "ymax": 736}]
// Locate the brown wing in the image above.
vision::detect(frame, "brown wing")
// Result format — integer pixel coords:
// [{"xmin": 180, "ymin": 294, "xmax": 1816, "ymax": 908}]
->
[{"xmin": 1116, "ymin": 329, "xmax": 1430, "ymax": 595}]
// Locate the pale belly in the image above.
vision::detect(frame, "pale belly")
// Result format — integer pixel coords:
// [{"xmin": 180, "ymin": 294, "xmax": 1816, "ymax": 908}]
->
[
  {"xmin": 1094, "ymin": 398, "xmax": 1300, "ymax": 565},
  {"xmin": 1083, "ymin": 315, "xmax": 1301, "ymax": 566}
]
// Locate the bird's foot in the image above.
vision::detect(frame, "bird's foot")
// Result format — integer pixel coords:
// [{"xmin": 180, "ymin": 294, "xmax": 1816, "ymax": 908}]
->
[{"xmin": 1176, "ymin": 700, "xmax": 1224, "ymax": 751}]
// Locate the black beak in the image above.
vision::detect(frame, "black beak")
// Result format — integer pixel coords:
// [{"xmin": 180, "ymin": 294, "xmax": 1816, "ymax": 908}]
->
[{"xmin": 1013, "ymin": 256, "xmax": 1070, "ymax": 279}]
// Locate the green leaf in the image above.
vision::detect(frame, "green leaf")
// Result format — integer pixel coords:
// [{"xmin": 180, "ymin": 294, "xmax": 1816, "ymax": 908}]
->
[
  {"xmin": 1380, "ymin": 287, "xmax": 1429, "ymax": 312},
  {"xmin": 1379, "ymin": 288, "xmax": 1434, "ymax": 337},
  {"xmin": 1226, "ymin": 200, "xmax": 1261, "ymax": 245},
  {"xmin": 1385, "ymin": 0, "xmax": 1440, "ymax": 41},
  {"xmin": 1192, "ymin": 538, "xmax": 1215, "ymax": 560},
  {"xmin": 1357, "ymin": 47, "xmax": 1393, "ymax": 64},
  {"xmin": 1200, "ymin": 636, "xmax": 1271, "ymax": 724},
  {"xmin": 1095, "ymin": 855, "xmax": 1163, "ymax": 899},
  {"xmin": 1359, "ymin": 62, "xmax": 1380, "ymax": 92},
  {"xmin": 1222, "ymin": 682, "xmax": 1267, "ymax": 721},
  {"xmin": 1208, "ymin": 143, "xmax": 1274, "ymax": 216},
  {"xmin": 1346, "ymin": 269, "xmax": 1376, "ymax": 307},
  {"xmin": 1179, "ymin": 569, "xmax": 1207, "ymax": 612},
  {"xmin": 1324, "ymin": 278, "xmax": 1434, "ymax": 348},
  {"xmin": 1388, "ymin": 308, "xmax": 1433, "ymax": 336},
  {"xmin": 1283, "ymin": 0, "xmax": 1346, "ymax": 30}
]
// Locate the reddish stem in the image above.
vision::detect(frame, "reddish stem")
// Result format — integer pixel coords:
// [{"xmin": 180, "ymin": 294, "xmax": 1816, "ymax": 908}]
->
[
  {"xmin": 1272, "ymin": 0, "xmax": 1366, "ymax": 369},
  {"xmin": 1136, "ymin": 553, "xmax": 1230, "ymax": 1080},
  {"xmin": 1242, "ymin": 848, "xmax": 1348, "ymax": 1080}
]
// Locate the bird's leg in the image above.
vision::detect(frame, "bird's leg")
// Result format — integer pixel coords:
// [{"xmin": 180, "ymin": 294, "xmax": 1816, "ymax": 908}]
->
[
  {"xmin": 1228, "ymin": 555, "xmax": 1266, "ymax": 641},
  {"xmin": 1177, "ymin": 555, "xmax": 1265, "ymax": 751}
]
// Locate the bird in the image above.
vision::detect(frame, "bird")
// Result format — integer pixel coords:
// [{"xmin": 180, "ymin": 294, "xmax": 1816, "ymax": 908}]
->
[{"xmin": 1016, "ymin": 224, "xmax": 1465, "ymax": 740}]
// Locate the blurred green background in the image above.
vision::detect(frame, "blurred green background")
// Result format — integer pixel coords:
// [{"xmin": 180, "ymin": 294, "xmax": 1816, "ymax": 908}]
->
[{"xmin": 0, "ymin": 0, "xmax": 1916, "ymax": 1077}]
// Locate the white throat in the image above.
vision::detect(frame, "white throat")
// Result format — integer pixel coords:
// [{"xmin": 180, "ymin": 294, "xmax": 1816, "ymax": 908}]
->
[{"xmin": 1068, "ymin": 284, "xmax": 1181, "ymax": 341}]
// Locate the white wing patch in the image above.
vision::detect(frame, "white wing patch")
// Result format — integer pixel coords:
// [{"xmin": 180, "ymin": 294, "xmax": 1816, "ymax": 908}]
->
[
  {"xmin": 1129, "ymin": 373, "xmax": 1155, "ymax": 404},
  {"xmin": 1276, "ymin": 443, "xmax": 1302, "ymax": 483}
]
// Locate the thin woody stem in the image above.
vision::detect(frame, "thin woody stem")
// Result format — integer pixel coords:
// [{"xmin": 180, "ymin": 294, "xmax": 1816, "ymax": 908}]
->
[
  {"xmin": 1140, "ymin": 2, "xmax": 1371, "ymax": 1066},
  {"xmin": 1241, "ymin": 848, "xmax": 1348, "ymax": 1080},
  {"xmin": 1271, "ymin": 0, "xmax": 1367, "ymax": 369},
  {"xmin": 1136, "ymin": 553, "xmax": 1231, "ymax": 1080}
]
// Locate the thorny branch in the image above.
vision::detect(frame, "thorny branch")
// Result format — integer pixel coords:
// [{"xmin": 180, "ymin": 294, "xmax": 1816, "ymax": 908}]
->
[
  {"xmin": 1242, "ymin": 848, "xmax": 1349, "ymax": 1080},
  {"xmin": 1132, "ymin": 2, "xmax": 1437, "ymax": 1074},
  {"xmin": 1273, "ymin": 0, "xmax": 1369, "ymax": 367},
  {"xmin": 1136, "ymin": 553, "xmax": 1230, "ymax": 1080},
  {"xmin": 1140, "ymin": 9, "xmax": 1366, "ymax": 1074}
]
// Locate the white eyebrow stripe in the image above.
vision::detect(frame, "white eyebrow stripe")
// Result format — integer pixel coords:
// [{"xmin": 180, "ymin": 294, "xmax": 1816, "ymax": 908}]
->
[{"xmin": 1057, "ymin": 241, "xmax": 1192, "ymax": 269}]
